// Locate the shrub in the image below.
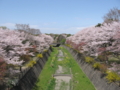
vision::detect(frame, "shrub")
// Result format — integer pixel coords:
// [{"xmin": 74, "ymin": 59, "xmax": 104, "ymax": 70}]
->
[
  {"xmin": 108, "ymin": 57, "xmax": 119, "ymax": 61},
  {"xmin": 65, "ymin": 44, "xmax": 72, "ymax": 48},
  {"xmin": 43, "ymin": 49, "xmax": 48, "ymax": 52},
  {"xmin": 85, "ymin": 56, "xmax": 95, "ymax": 64},
  {"xmin": 99, "ymin": 64, "xmax": 108, "ymax": 73},
  {"xmin": 20, "ymin": 55, "xmax": 31, "ymax": 63},
  {"xmin": 97, "ymin": 55, "xmax": 106, "ymax": 61},
  {"xmin": 106, "ymin": 70, "xmax": 120, "ymax": 83},
  {"xmin": 54, "ymin": 34, "xmax": 58, "ymax": 39},
  {"xmin": 93, "ymin": 62, "xmax": 101, "ymax": 70},
  {"xmin": 60, "ymin": 39, "xmax": 66, "ymax": 44},
  {"xmin": 95, "ymin": 23, "xmax": 102, "ymax": 27},
  {"xmin": 37, "ymin": 54, "xmax": 43, "ymax": 58},
  {"xmin": 108, "ymin": 56, "xmax": 120, "ymax": 64},
  {"xmin": 0, "ymin": 62, "xmax": 6, "ymax": 81},
  {"xmin": 75, "ymin": 49, "xmax": 80, "ymax": 53},
  {"xmin": 29, "ymin": 47, "xmax": 37, "ymax": 53},
  {"xmin": 26, "ymin": 60, "xmax": 36, "ymax": 67},
  {"xmin": 67, "ymin": 34, "xmax": 71, "ymax": 37},
  {"xmin": 22, "ymin": 39, "xmax": 29, "ymax": 44}
]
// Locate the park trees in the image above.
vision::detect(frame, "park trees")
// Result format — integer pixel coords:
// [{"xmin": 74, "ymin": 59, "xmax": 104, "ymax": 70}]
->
[
  {"xmin": 15, "ymin": 24, "xmax": 41, "ymax": 35},
  {"xmin": 103, "ymin": 8, "xmax": 120, "ymax": 23},
  {"xmin": 66, "ymin": 21, "xmax": 120, "ymax": 56},
  {"xmin": 0, "ymin": 27, "xmax": 53, "ymax": 84},
  {"xmin": 65, "ymin": 7, "xmax": 120, "ymax": 82}
]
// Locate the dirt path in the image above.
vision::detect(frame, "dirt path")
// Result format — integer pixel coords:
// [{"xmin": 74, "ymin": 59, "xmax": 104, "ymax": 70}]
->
[
  {"xmin": 54, "ymin": 76, "xmax": 71, "ymax": 90},
  {"xmin": 53, "ymin": 49, "xmax": 72, "ymax": 90},
  {"xmin": 55, "ymin": 65, "xmax": 63, "ymax": 74}
]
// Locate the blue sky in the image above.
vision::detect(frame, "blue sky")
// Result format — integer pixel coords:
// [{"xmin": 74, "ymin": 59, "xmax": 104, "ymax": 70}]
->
[{"xmin": 0, "ymin": 0, "xmax": 120, "ymax": 34}]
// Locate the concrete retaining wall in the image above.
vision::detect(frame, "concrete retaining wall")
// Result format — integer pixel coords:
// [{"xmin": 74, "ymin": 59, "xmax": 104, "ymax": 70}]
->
[
  {"xmin": 64, "ymin": 46, "xmax": 120, "ymax": 90},
  {"xmin": 11, "ymin": 47, "xmax": 52, "ymax": 90}
]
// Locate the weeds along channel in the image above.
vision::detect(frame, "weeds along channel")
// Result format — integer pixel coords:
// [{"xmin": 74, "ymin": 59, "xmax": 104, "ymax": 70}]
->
[
  {"xmin": 32, "ymin": 47, "xmax": 58, "ymax": 90},
  {"xmin": 32, "ymin": 46, "xmax": 96, "ymax": 90}
]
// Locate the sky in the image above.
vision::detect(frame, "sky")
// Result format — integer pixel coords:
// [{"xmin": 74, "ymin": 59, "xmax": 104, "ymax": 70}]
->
[{"xmin": 0, "ymin": 0, "xmax": 120, "ymax": 34}]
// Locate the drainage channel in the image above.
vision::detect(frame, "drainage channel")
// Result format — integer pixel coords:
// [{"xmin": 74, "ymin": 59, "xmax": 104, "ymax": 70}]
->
[{"xmin": 53, "ymin": 49, "xmax": 72, "ymax": 90}]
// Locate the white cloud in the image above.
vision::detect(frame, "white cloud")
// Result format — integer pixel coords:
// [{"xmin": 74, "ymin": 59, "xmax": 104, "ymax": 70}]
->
[
  {"xmin": 0, "ymin": 23, "xmax": 93, "ymax": 34},
  {"xmin": 40, "ymin": 26, "xmax": 88, "ymax": 34},
  {"xmin": 0, "ymin": 23, "xmax": 40, "ymax": 30},
  {"xmin": 0, "ymin": 23, "xmax": 15, "ymax": 29}
]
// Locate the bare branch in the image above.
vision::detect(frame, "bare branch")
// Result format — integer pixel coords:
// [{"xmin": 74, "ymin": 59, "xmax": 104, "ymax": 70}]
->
[{"xmin": 103, "ymin": 7, "xmax": 120, "ymax": 23}]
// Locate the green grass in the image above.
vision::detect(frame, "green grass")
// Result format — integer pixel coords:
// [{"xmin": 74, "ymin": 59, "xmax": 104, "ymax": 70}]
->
[
  {"xmin": 46, "ymin": 78, "xmax": 56, "ymax": 90},
  {"xmin": 32, "ymin": 47, "xmax": 58, "ymax": 90},
  {"xmin": 57, "ymin": 59, "xmax": 71, "ymax": 74},
  {"xmin": 33, "ymin": 46, "xmax": 96, "ymax": 90},
  {"xmin": 60, "ymin": 47, "xmax": 96, "ymax": 90},
  {"xmin": 60, "ymin": 39, "xmax": 66, "ymax": 44},
  {"xmin": 59, "ymin": 80, "xmax": 69, "ymax": 90}
]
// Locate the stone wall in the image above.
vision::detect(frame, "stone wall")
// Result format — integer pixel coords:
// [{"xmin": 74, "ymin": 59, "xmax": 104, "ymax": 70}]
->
[
  {"xmin": 11, "ymin": 47, "xmax": 52, "ymax": 90},
  {"xmin": 64, "ymin": 46, "xmax": 120, "ymax": 90}
]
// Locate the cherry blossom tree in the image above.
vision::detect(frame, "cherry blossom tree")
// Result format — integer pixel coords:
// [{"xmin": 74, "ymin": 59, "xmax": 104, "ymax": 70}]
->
[
  {"xmin": 0, "ymin": 29, "xmax": 25, "ymax": 65},
  {"xmin": 66, "ymin": 21, "xmax": 120, "ymax": 57},
  {"xmin": 0, "ymin": 28, "xmax": 53, "ymax": 64},
  {"xmin": 0, "ymin": 25, "xmax": 54, "ymax": 89},
  {"xmin": 108, "ymin": 63, "xmax": 120, "ymax": 75},
  {"xmin": 0, "ymin": 28, "xmax": 53, "ymax": 83},
  {"xmin": 66, "ymin": 21, "xmax": 120, "ymax": 75}
]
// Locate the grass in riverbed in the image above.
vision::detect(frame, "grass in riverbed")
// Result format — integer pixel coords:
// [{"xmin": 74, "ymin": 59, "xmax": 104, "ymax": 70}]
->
[
  {"xmin": 59, "ymin": 80, "xmax": 69, "ymax": 90},
  {"xmin": 32, "ymin": 47, "xmax": 58, "ymax": 90},
  {"xmin": 60, "ymin": 47, "xmax": 96, "ymax": 90},
  {"xmin": 32, "ymin": 46, "xmax": 96, "ymax": 90}
]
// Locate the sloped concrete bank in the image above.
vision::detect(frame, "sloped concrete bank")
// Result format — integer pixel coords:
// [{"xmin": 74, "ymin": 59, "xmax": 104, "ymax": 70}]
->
[
  {"xmin": 64, "ymin": 46, "xmax": 120, "ymax": 90},
  {"xmin": 11, "ymin": 47, "xmax": 52, "ymax": 90}
]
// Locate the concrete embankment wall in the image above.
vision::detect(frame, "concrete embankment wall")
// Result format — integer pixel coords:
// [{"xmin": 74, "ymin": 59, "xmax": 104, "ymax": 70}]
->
[
  {"xmin": 64, "ymin": 46, "xmax": 120, "ymax": 90},
  {"xmin": 11, "ymin": 47, "xmax": 52, "ymax": 90}
]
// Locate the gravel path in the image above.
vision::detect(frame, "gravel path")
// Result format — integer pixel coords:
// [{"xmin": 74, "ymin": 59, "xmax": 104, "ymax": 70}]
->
[
  {"xmin": 55, "ymin": 65, "xmax": 63, "ymax": 74},
  {"xmin": 54, "ymin": 49, "xmax": 72, "ymax": 90},
  {"xmin": 54, "ymin": 76, "xmax": 71, "ymax": 90}
]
